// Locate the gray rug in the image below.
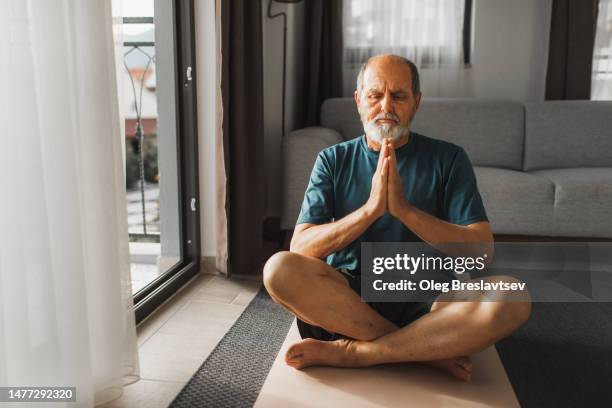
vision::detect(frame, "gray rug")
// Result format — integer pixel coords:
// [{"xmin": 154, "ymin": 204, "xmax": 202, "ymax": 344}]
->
[
  {"xmin": 496, "ymin": 301, "xmax": 612, "ymax": 408},
  {"xmin": 169, "ymin": 288, "xmax": 293, "ymax": 408}
]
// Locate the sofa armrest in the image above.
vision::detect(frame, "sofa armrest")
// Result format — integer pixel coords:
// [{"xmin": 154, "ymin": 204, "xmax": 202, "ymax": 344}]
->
[{"xmin": 280, "ymin": 127, "xmax": 344, "ymax": 230}]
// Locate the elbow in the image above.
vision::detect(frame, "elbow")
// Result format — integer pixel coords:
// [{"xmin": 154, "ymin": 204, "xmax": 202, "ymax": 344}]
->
[
  {"xmin": 290, "ymin": 225, "xmax": 330, "ymax": 259},
  {"xmin": 289, "ymin": 236, "xmax": 309, "ymax": 256},
  {"xmin": 289, "ymin": 241, "xmax": 304, "ymax": 255},
  {"xmin": 289, "ymin": 238, "xmax": 326, "ymax": 259},
  {"xmin": 290, "ymin": 242, "xmax": 321, "ymax": 259}
]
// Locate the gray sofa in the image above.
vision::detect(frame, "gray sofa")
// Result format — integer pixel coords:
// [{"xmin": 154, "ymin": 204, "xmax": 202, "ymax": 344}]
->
[{"xmin": 280, "ymin": 98, "xmax": 612, "ymax": 238}]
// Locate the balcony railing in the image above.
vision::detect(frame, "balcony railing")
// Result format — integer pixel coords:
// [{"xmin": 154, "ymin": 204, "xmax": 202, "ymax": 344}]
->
[{"xmin": 124, "ymin": 16, "xmax": 159, "ymax": 243}]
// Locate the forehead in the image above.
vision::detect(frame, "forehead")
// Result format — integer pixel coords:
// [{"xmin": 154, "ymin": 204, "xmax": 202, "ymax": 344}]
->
[{"xmin": 362, "ymin": 60, "xmax": 413, "ymax": 92}]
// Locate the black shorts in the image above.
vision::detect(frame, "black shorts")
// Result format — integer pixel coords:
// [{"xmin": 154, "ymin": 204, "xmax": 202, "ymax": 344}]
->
[{"xmin": 296, "ymin": 270, "xmax": 437, "ymax": 341}]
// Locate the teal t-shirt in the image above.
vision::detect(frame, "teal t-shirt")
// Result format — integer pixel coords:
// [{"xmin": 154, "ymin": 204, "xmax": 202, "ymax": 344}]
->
[{"xmin": 296, "ymin": 132, "xmax": 488, "ymax": 273}]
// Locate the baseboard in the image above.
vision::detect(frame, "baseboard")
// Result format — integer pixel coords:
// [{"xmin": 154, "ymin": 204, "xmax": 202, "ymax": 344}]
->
[
  {"xmin": 199, "ymin": 256, "xmax": 265, "ymax": 280},
  {"xmin": 200, "ymin": 256, "xmax": 220, "ymax": 275}
]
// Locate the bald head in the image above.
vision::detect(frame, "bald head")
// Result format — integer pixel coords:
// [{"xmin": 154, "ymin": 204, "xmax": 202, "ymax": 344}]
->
[{"xmin": 356, "ymin": 54, "xmax": 420, "ymax": 97}]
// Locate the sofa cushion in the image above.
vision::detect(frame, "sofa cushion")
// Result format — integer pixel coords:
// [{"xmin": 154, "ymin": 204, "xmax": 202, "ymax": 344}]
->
[
  {"xmin": 412, "ymin": 99, "xmax": 525, "ymax": 170},
  {"xmin": 320, "ymin": 98, "xmax": 525, "ymax": 169},
  {"xmin": 529, "ymin": 168, "xmax": 612, "ymax": 238},
  {"xmin": 524, "ymin": 101, "xmax": 612, "ymax": 170},
  {"xmin": 474, "ymin": 167, "xmax": 554, "ymax": 235},
  {"xmin": 280, "ymin": 127, "xmax": 344, "ymax": 230}
]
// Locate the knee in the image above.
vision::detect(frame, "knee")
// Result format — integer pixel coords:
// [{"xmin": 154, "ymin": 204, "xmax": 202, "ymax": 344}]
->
[
  {"xmin": 500, "ymin": 276, "xmax": 532, "ymax": 321},
  {"xmin": 476, "ymin": 276, "xmax": 532, "ymax": 333},
  {"xmin": 487, "ymin": 299, "xmax": 531, "ymax": 331},
  {"xmin": 263, "ymin": 251, "xmax": 301, "ymax": 298}
]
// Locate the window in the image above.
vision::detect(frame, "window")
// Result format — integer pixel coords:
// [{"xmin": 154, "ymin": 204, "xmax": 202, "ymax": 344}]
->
[
  {"xmin": 343, "ymin": 0, "xmax": 471, "ymax": 67},
  {"xmin": 592, "ymin": 0, "xmax": 612, "ymax": 100}
]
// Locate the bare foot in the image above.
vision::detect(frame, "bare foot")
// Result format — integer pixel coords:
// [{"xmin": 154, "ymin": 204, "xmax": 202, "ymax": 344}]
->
[
  {"xmin": 285, "ymin": 338, "xmax": 367, "ymax": 369},
  {"xmin": 285, "ymin": 339, "xmax": 472, "ymax": 381},
  {"xmin": 424, "ymin": 356, "xmax": 473, "ymax": 381}
]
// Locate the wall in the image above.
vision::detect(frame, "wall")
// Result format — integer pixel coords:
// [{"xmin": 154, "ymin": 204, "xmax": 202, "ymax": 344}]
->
[{"xmin": 195, "ymin": 0, "xmax": 216, "ymax": 257}]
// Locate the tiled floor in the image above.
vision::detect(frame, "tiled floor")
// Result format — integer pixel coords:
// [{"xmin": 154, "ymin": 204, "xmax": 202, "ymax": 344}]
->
[{"xmin": 100, "ymin": 272, "xmax": 262, "ymax": 408}]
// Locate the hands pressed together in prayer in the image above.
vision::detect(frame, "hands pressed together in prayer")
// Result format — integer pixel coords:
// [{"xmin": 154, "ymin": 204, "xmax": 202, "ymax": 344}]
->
[{"xmin": 366, "ymin": 138, "xmax": 410, "ymax": 219}]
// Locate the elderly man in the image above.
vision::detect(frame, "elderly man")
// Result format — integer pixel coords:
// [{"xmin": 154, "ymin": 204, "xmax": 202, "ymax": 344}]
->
[{"xmin": 263, "ymin": 54, "xmax": 531, "ymax": 381}]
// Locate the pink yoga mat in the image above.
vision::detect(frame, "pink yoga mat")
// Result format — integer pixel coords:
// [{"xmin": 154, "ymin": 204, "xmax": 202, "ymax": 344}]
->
[{"xmin": 255, "ymin": 320, "xmax": 519, "ymax": 408}]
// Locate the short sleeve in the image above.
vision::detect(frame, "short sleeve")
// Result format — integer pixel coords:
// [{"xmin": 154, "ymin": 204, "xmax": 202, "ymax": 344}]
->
[
  {"xmin": 296, "ymin": 152, "xmax": 335, "ymax": 225},
  {"xmin": 443, "ymin": 147, "xmax": 489, "ymax": 225}
]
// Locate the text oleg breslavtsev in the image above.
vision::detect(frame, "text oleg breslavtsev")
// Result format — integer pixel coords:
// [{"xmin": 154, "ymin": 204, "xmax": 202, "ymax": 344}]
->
[{"xmin": 372, "ymin": 279, "xmax": 526, "ymax": 293}]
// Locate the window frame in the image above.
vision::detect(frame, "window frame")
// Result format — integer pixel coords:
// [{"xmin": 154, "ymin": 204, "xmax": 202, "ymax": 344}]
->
[{"xmin": 132, "ymin": 0, "xmax": 200, "ymax": 324}]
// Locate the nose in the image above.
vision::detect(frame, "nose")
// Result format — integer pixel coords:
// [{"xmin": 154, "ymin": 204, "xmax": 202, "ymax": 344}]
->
[{"xmin": 380, "ymin": 91, "xmax": 393, "ymax": 115}]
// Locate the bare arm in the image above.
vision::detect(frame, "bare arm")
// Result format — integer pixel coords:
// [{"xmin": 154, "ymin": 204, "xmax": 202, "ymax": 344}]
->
[
  {"xmin": 290, "ymin": 208, "xmax": 377, "ymax": 259},
  {"xmin": 397, "ymin": 207, "xmax": 492, "ymax": 245}
]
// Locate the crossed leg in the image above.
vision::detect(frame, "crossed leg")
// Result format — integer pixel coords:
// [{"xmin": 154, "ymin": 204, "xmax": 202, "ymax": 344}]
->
[{"xmin": 263, "ymin": 251, "xmax": 531, "ymax": 381}]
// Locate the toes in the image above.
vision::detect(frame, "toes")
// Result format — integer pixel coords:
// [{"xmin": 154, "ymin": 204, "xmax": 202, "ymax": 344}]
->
[
  {"xmin": 285, "ymin": 350, "xmax": 304, "ymax": 364},
  {"xmin": 285, "ymin": 342, "xmax": 305, "ymax": 360},
  {"xmin": 285, "ymin": 353, "xmax": 304, "ymax": 369},
  {"xmin": 455, "ymin": 356, "xmax": 473, "ymax": 373},
  {"xmin": 286, "ymin": 360, "xmax": 302, "ymax": 369},
  {"xmin": 284, "ymin": 338, "xmax": 356, "ymax": 369},
  {"xmin": 451, "ymin": 356, "xmax": 473, "ymax": 381},
  {"xmin": 285, "ymin": 352, "xmax": 303, "ymax": 364},
  {"xmin": 285, "ymin": 352, "xmax": 308, "ymax": 370},
  {"xmin": 285, "ymin": 340, "xmax": 312, "ymax": 369},
  {"xmin": 423, "ymin": 358, "xmax": 473, "ymax": 381},
  {"xmin": 452, "ymin": 367, "xmax": 471, "ymax": 381}
]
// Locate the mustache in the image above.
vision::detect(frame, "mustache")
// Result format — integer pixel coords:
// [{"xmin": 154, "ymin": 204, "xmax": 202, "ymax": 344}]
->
[{"xmin": 371, "ymin": 113, "xmax": 400, "ymax": 124}]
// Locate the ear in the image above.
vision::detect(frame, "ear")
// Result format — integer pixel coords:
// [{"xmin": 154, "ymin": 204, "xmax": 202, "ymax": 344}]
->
[
  {"xmin": 354, "ymin": 89, "xmax": 361, "ymax": 107},
  {"xmin": 413, "ymin": 92, "xmax": 422, "ymax": 113}
]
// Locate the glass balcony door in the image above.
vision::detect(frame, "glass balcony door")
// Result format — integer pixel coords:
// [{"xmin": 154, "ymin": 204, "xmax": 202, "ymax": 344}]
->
[{"xmin": 120, "ymin": 0, "xmax": 200, "ymax": 322}]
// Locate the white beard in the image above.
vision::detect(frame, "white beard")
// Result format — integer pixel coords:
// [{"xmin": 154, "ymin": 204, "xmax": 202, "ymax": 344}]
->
[
  {"xmin": 359, "ymin": 105, "xmax": 410, "ymax": 144},
  {"xmin": 363, "ymin": 120, "xmax": 409, "ymax": 144}
]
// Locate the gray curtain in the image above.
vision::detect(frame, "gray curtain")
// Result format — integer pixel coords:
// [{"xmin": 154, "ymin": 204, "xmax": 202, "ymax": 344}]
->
[
  {"xmin": 546, "ymin": 0, "xmax": 599, "ymax": 100},
  {"xmin": 218, "ymin": 0, "xmax": 266, "ymax": 276},
  {"xmin": 301, "ymin": 0, "xmax": 344, "ymax": 127}
]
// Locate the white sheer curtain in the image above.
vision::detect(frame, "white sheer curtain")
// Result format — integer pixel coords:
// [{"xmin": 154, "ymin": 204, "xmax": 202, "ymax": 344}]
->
[
  {"xmin": 343, "ymin": 0, "xmax": 467, "ymax": 97},
  {"xmin": 0, "ymin": 0, "xmax": 139, "ymax": 406},
  {"xmin": 592, "ymin": 0, "xmax": 612, "ymax": 100}
]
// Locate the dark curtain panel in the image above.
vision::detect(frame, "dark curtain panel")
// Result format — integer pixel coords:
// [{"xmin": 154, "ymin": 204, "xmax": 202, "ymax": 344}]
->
[
  {"xmin": 301, "ymin": 0, "xmax": 344, "ymax": 127},
  {"xmin": 546, "ymin": 0, "xmax": 599, "ymax": 100},
  {"xmin": 219, "ymin": 0, "xmax": 265, "ymax": 276}
]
